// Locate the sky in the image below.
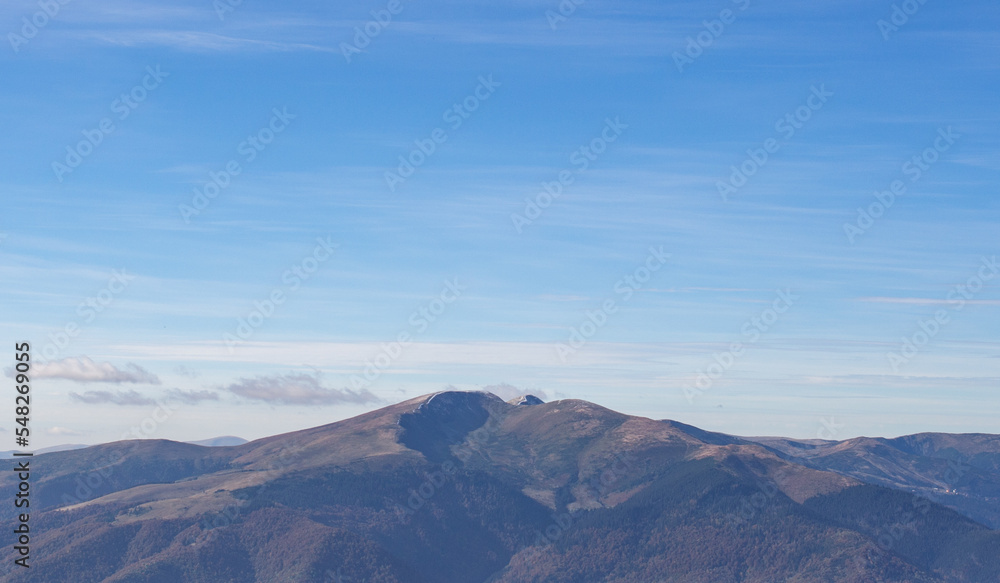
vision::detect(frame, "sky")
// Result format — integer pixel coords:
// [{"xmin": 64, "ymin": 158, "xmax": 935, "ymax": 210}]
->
[{"xmin": 0, "ymin": 0, "xmax": 997, "ymax": 448}]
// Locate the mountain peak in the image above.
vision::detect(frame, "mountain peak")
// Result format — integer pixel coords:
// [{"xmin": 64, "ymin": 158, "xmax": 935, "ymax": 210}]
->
[
  {"xmin": 398, "ymin": 390, "xmax": 509, "ymax": 462},
  {"xmin": 418, "ymin": 389, "xmax": 506, "ymax": 410},
  {"xmin": 507, "ymin": 394, "xmax": 544, "ymax": 406}
]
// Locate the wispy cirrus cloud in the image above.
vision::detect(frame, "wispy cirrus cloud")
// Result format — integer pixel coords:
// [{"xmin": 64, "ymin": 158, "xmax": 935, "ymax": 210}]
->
[
  {"xmin": 69, "ymin": 389, "xmax": 157, "ymax": 406},
  {"xmin": 538, "ymin": 294, "xmax": 590, "ymax": 302},
  {"xmin": 859, "ymin": 297, "xmax": 1000, "ymax": 306},
  {"xmin": 68, "ymin": 387, "xmax": 217, "ymax": 406},
  {"xmin": 65, "ymin": 30, "xmax": 338, "ymax": 53},
  {"xmin": 166, "ymin": 388, "xmax": 220, "ymax": 404},
  {"xmin": 646, "ymin": 287, "xmax": 758, "ymax": 293},
  {"xmin": 12, "ymin": 357, "xmax": 160, "ymax": 384},
  {"xmin": 224, "ymin": 372, "xmax": 380, "ymax": 406}
]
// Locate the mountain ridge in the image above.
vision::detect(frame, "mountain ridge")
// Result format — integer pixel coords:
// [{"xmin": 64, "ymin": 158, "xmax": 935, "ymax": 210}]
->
[{"xmin": 1, "ymin": 390, "xmax": 997, "ymax": 582}]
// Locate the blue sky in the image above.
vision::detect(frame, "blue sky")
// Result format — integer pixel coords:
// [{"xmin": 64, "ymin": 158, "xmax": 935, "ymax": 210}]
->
[{"xmin": 1, "ymin": 0, "xmax": 997, "ymax": 447}]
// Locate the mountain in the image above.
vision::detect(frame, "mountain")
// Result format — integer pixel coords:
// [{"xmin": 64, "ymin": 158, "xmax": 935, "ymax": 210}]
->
[
  {"xmin": 744, "ymin": 432, "xmax": 1000, "ymax": 529},
  {"xmin": 1, "ymin": 438, "xmax": 246, "ymax": 460},
  {"xmin": 0, "ymin": 443, "xmax": 88, "ymax": 458},
  {"xmin": 185, "ymin": 436, "xmax": 249, "ymax": 448},
  {"xmin": 0, "ymin": 391, "xmax": 997, "ymax": 582}
]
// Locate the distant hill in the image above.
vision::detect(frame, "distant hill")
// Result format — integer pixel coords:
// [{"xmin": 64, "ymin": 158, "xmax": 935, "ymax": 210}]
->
[
  {"xmin": 1, "ymin": 437, "xmax": 248, "ymax": 459},
  {"xmin": 0, "ymin": 391, "xmax": 996, "ymax": 582},
  {"xmin": 0, "ymin": 443, "xmax": 89, "ymax": 458},
  {"xmin": 185, "ymin": 436, "xmax": 248, "ymax": 447},
  {"xmin": 743, "ymin": 432, "xmax": 1000, "ymax": 529}
]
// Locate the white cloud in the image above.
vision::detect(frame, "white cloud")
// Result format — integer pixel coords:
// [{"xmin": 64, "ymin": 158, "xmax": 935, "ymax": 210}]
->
[
  {"xmin": 47, "ymin": 427, "xmax": 84, "ymax": 436},
  {"xmin": 70, "ymin": 30, "xmax": 338, "ymax": 53},
  {"xmin": 28, "ymin": 357, "xmax": 160, "ymax": 384},
  {"xmin": 67, "ymin": 387, "xmax": 216, "ymax": 407},
  {"xmin": 173, "ymin": 364, "xmax": 199, "ymax": 378},
  {"xmin": 481, "ymin": 383, "xmax": 548, "ymax": 402},
  {"xmin": 860, "ymin": 297, "xmax": 1000, "ymax": 306},
  {"xmin": 69, "ymin": 390, "xmax": 157, "ymax": 406},
  {"xmin": 166, "ymin": 388, "xmax": 219, "ymax": 404},
  {"xmin": 225, "ymin": 372, "xmax": 380, "ymax": 406}
]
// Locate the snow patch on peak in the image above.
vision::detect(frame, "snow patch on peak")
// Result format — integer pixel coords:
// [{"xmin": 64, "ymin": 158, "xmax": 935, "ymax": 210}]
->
[{"xmin": 509, "ymin": 394, "xmax": 544, "ymax": 406}]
